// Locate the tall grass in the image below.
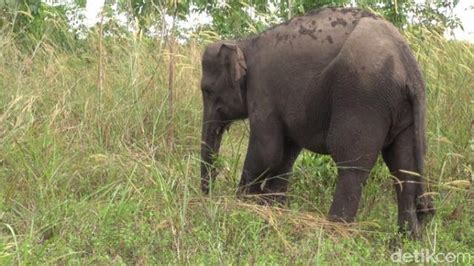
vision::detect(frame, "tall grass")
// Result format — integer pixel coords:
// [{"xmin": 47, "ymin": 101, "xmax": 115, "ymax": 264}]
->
[{"xmin": 0, "ymin": 26, "xmax": 472, "ymax": 264}]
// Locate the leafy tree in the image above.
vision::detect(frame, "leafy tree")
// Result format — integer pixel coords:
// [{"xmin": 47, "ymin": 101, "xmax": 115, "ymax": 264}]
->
[
  {"xmin": 357, "ymin": 0, "xmax": 461, "ymax": 32},
  {"xmin": 408, "ymin": 0, "xmax": 462, "ymax": 34},
  {"xmin": 191, "ymin": 0, "xmax": 462, "ymax": 38},
  {"xmin": 1, "ymin": 0, "xmax": 464, "ymax": 42},
  {"xmin": 103, "ymin": 0, "xmax": 191, "ymax": 38},
  {"xmin": 1, "ymin": 0, "xmax": 88, "ymax": 50}
]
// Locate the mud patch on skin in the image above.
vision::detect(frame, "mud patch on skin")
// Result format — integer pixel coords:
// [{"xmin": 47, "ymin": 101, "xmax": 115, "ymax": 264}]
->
[
  {"xmin": 299, "ymin": 25, "xmax": 318, "ymax": 40},
  {"xmin": 326, "ymin": 35, "xmax": 334, "ymax": 44},
  {"xmin": 331, "ymin": 17, "xmax": 347, "ymax": 27},
  {"xmin": 294, "ymin": 17, "xmax": 304, "ymax": 26},
  {"xmin": 275, "ymin": 33, "xmax": 290, "ymax": 44},
  {"xmin": 360, "ymin": 10, "xmax": 380, "ymax": 19}
]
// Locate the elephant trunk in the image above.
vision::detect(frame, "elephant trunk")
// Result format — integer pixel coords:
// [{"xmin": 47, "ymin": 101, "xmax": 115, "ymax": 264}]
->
[{"xmin": 200, "ymin": 113, "xmax": 228, "ymax": 194}]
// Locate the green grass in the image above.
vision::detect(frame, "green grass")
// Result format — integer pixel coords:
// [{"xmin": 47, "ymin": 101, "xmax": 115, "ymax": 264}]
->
[{"xmin": 0, "ymin": 28, "xmax": 472, "ymax": 264}]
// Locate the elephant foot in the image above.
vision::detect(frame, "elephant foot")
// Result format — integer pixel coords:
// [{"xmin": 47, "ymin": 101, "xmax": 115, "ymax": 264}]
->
[
  {"xmin": 416, "ymin": 194, "xmax": 435, "ymax": 223},
  {"xmin": 398, "ymin": 208, "xmax": 423, "ymax": 240},
  {"xmin": 238, "ymin": 189, "xmax": 288, "ymax": 207},
  {"xmin": 397, "ymin": 194, "xmax": 435, "ymax": 240},
  {"xmin": 258, "ymin": 193, "xmax": 288, "ymax": 207},
  {"xmin": 327, "ymin": 214, "xmax": 354, "ymax": 224}
]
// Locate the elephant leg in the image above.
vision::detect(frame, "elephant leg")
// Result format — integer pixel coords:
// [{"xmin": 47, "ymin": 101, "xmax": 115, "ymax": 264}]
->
[
  {"xmin": 326, "ymin": 114, "xmax": 386, "ymax": 223},
  {"xmin": 263, "ymin": 141, "xmax": 302, "ymax": 205},
  {"xmin": 382, "ymin": 126, "xmax": 434, "ymax": 238},
  {"xmin": 237, "ymin": 121, "xmax": 285, "ymax": 197}
]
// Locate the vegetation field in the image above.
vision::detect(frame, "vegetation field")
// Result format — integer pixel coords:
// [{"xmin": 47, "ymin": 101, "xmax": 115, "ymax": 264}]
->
[{"xmin": 0, "ymin": 27, "xmax": 472, "ymax": 264}]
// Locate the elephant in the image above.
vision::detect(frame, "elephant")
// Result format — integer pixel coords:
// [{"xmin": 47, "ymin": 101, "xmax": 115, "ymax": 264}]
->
[{"xmin": 199, "ymin": 7, "xmax": 434, "ymax": 237}]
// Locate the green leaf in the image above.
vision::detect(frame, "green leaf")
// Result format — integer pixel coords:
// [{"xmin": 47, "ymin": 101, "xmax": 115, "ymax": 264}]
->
[{"xmin": 74, "ymin": 0, "xmax": 87, "ymax": 8}]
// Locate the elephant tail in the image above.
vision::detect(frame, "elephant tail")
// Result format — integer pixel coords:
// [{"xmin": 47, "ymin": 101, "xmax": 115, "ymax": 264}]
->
[
  {"xmin": 407, "ymin": 73, "xmax": 426, "ymax": 175},
  {"xmin": 398, "ymin": 40, "xmax": 426, "ymax": 175}
]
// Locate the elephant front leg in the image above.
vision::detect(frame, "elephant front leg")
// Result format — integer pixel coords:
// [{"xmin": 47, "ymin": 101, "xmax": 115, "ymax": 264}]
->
[
  {"xmin": 238, "ymin": 140, "xmax": 301, "ymax": 206},
  {"xmin": 263, "ymin": 142, "xmax": 301, "ymax": 205},
  {"xmin": 237, "ymin": 123, "xmax": 286, "ymax": 202}
]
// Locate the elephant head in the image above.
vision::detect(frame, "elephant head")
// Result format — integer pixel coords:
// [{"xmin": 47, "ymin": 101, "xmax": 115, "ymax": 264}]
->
[{"xmin": 200, "ymin": 42, "xmax": 248, "ymax": 194}]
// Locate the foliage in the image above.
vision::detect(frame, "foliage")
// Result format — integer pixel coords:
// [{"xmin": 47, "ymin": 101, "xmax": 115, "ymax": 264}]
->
[
  {"xmin": 190, "ymin": 0, "xmax": 463, "ymax": 38},
  {"xmin": 0, "ymin": 1, "xmax": 465, "ymax": 42},
  {"xmin": 0, "ymin": 0, "xmax": 86, "ymax": 50},
  {"xmin": 357, "ymin": 0, "xmax": 462, "ymax": 33},
  {"xmin": 101, "ymin": 0, "xmax": 191, "ymax": 37},
  {"xmin": 408, "ymin": 0, "xmax": 463, "ymax": 33},
  {"xmin": 95, "ymin": 0, "xmax": 464, "ymax": 39}
]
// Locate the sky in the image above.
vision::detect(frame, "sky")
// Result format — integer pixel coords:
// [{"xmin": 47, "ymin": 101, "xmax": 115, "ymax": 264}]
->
[
  {"xmin": 84, "ymin": 0, "xmax": 473, "ymax": 43},
  {"xmin": 84, "ymin": 0, "xmax": 105, "ymax": 27}
]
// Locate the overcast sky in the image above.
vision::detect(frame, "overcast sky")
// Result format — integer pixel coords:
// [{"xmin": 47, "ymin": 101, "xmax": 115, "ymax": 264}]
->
[{"xmin": 85, "ymin": 0, "xmax": 473, "ymax": 43}]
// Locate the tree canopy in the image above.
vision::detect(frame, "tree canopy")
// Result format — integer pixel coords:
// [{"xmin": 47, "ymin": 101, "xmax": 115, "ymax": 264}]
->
[{"xmin": 0, "ymin": 0, "xmax": 465, "ymax": 44}]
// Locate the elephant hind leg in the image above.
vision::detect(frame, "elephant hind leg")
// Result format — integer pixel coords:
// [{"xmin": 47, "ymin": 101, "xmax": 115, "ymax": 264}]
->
[
  {"xmin": 326, "ymin": 113, "xmax": 387, "ymax": 223},
  {"xmin": 382, "ymin": 126, "xmax": 434, "ymax": 238}
]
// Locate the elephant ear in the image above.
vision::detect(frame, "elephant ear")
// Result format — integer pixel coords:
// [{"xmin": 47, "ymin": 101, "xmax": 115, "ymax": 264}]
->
[{"xmin": 219, "ymin": 42, "xmax": 247, "ymax": 89}]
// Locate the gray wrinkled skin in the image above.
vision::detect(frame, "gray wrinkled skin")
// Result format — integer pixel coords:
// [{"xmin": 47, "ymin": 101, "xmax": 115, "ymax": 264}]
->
[{"xmin": 199, "ymin": 8, "xmax": 434, "ymax": 238}]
